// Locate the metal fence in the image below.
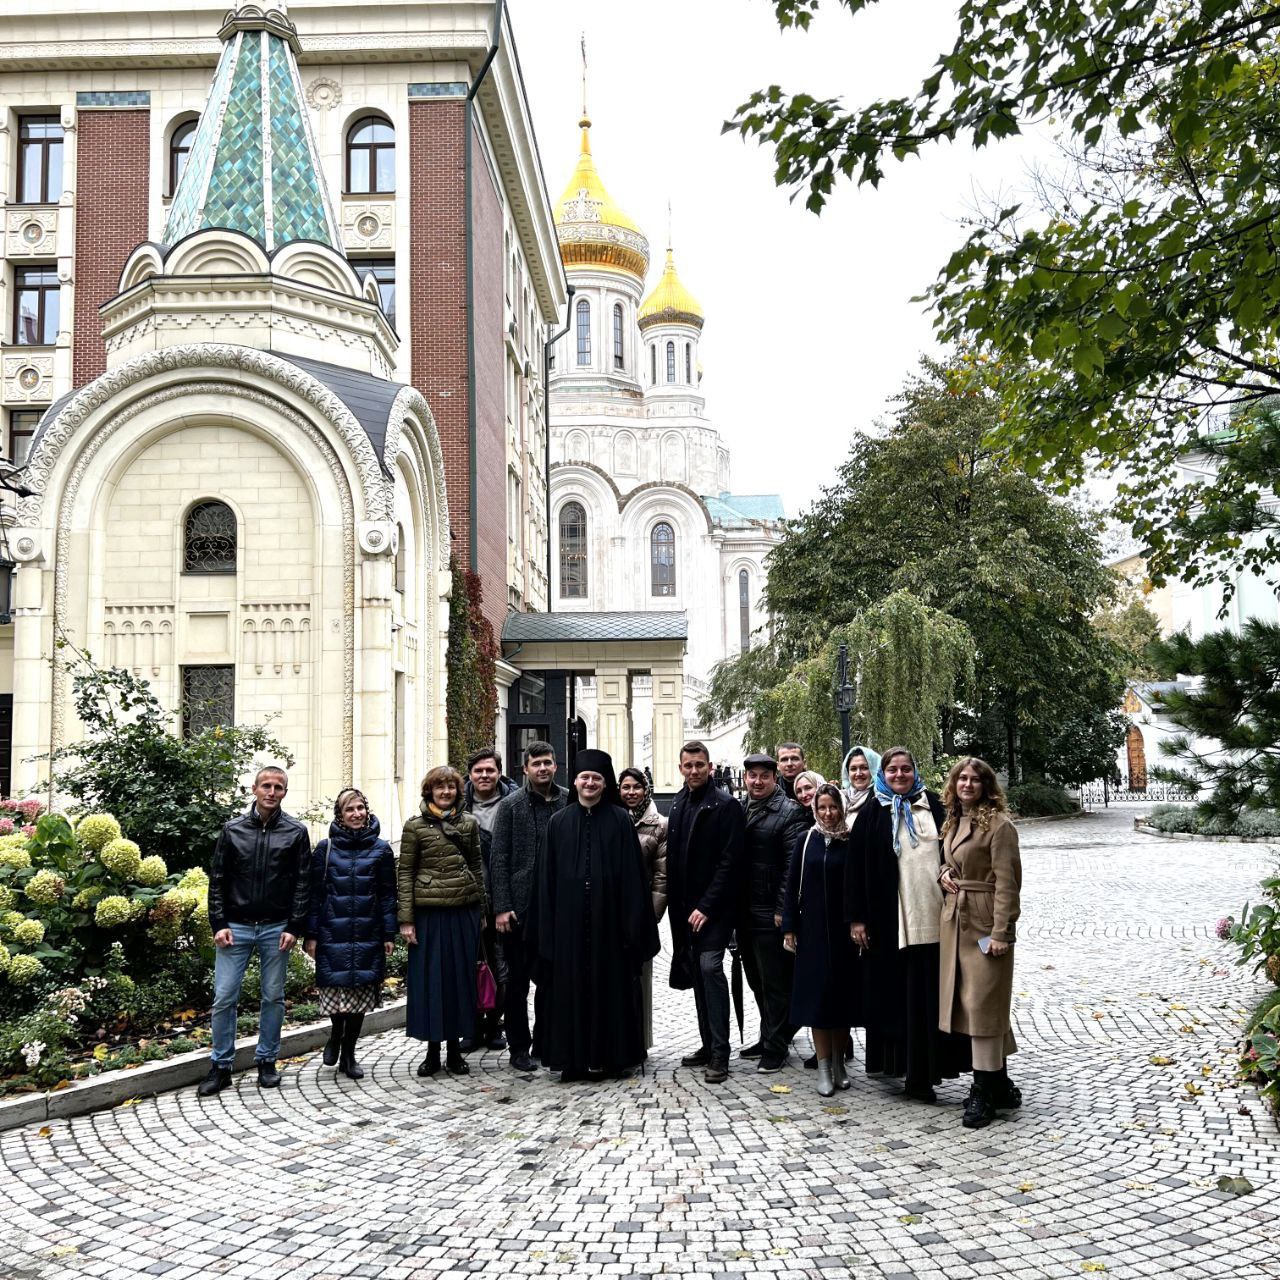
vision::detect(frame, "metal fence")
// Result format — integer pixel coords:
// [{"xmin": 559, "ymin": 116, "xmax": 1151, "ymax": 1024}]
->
[{"xmin": 1080, "ymin": 779, "xmax": 1197, "ymax": 807}]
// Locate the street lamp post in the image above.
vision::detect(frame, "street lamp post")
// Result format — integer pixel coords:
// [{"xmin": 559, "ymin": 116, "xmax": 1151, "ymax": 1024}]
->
[{"xmin": 834, "ymin": 642, "xmax": 854, "ymax": 763}]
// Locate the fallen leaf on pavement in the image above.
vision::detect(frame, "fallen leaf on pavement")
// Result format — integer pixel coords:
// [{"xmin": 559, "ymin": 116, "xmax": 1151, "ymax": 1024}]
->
[
  {"xmin": 1148, "ymin": 1055, "xmax": 1174, "ymax": 1066},
  {"xmin": 1017, "ymin": 1181, "xmax": 1036, "ymax": 1193},
  {"xmin": 1080, "ymin": 1263, "xmax": 1107, "ymax": 1273},
  {"xmin": 1217, "ymin": 1175, "xmax": 1255, "ymax": 1196},
  {"xmin": 37, "ymin": 1126, "xmax": 51, "ymax": 1138},
  {"xmin": 768, "ymin": 1084, "xmax": 791, "ymax": 1094},
  {"xmin": 898, "ymin": 1214, "xmax": 922, "ymax": 1225},
  {"xmin": 48, "ymin": 1246, "xmax": 78, "ymax": 1258},
  {"xmin": 1183, "ymin": 1081, "xmax": 1203, "ymax": 1096},
  {"xmin": 116, "ymin": 1097, "xmax": 141, "ymax": 1107}
]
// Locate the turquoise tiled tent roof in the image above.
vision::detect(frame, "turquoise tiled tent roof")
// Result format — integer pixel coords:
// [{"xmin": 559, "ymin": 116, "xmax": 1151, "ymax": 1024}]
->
[
  {"xmin": 164, "ymin": 6, "xmax": 341, "ymax": 252},
  {"xmin": 701, "ymin": 492, "xmax": 786, "ymax": 528}
]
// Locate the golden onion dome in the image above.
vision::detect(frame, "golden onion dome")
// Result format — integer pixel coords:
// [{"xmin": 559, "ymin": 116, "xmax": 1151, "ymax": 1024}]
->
[
  {"xmin": 638, "ymin": 247, "xmax": 704, "ymax": 331},
  {"xmin": 554, "ymin": 116, "xmax": 649, "ymax": 280}
]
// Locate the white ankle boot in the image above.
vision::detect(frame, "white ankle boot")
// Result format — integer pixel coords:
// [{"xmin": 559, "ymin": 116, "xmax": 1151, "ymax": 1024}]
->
[
  {"xmin": 833, "ymin": 1054, "xmax": 850, "ymax": 1091},
  {"xmin": 816, "ymin": 1057, "xmax": 835, "ymax": 1098}
]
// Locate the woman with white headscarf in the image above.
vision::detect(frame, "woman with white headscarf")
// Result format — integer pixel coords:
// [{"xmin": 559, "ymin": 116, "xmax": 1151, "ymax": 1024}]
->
[
  {"xmin": 841, "ymin": 744, "xmax": 882, "ymax": 816},
  {"xmin": 844, "ymin": 746, "xmax": 970, "ymax": 1101}
]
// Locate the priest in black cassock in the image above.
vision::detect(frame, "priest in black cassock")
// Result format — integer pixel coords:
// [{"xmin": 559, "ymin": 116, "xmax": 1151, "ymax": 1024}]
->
[{"xmin": 530, "ymin": 749, "xmax": 661, "ymax": 1080}]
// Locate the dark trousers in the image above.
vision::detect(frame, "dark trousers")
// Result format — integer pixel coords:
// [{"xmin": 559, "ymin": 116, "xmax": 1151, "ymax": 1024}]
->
[
  {"xmin": 692, "ymin": 947, "xmax": 730, "ymax": 1064},
  {"xmin": 503, "ymin": 921, "xmax": 545, "ymax": 1058},
  {"xmin": 743, "ymin": 931, "xmax": 796, "ymax": 1056}
]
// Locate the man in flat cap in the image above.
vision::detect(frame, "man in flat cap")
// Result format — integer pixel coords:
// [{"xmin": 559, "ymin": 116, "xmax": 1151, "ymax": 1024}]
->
[{"xmin": 738, "ymin": 751, "xmax": 808, "ymax": 1072}]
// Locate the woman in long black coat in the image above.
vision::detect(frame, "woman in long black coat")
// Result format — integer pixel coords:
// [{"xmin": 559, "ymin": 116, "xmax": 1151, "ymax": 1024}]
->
[
  {"xmin": 845, "ymin": 747, "xmax": 970, "ymax": 1101},
  {"xmin": 530, "ymin": 749, "xmax": 660, "ymax": 1080},
  {"xmin": 305, "ymin": 788, "xmax": 397, "ymax": 1079},
  {"xmin": 782, "ymin": 783, "xmax": 861, "ymax": 1099}
]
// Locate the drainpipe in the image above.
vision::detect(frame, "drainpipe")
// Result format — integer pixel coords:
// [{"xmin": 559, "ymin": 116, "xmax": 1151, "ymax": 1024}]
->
[
  {"xmin": 544, "ymin": 284, "xmax": 574, "ymax": 611},
  {"xmin": 464, "ymin": 0, "xmax": 504, "ymax": 569}
]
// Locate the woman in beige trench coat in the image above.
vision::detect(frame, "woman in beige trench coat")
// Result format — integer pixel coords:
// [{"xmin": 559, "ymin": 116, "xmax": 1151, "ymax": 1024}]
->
[{"xmin": 938, "ymin": 757, "xmax": 1023, "ymax": 1129}]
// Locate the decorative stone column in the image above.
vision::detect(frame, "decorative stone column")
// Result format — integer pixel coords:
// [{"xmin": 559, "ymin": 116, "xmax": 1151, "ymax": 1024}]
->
[
  {"xmin": 594, "ymin": 664, "xmax": 633, "ymax": 765},
  {"xmin": 650, "ymin": 662, "xmax": 684, "ymax": 792},
  {"xmin": 356, "ymin": 521, "xmax": 396, "ymax": 820}
]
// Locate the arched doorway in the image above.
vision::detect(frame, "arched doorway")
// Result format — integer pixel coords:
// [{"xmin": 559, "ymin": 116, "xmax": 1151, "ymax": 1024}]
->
[{"xmin": 1126, "ymin": 724, "xmax": 1148, "ymax": 791}]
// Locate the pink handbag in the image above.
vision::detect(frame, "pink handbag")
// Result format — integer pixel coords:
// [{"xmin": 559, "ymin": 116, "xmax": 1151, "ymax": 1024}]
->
[{"xmin": 476, "ymin": 959, "xmax": 497, "ymax": 1011}]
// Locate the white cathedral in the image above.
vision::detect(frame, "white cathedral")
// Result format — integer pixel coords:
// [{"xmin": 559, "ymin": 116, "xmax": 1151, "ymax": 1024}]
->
[{"xmin": 546, "ymin": 110, "xmax": 784, "ymax": 764}]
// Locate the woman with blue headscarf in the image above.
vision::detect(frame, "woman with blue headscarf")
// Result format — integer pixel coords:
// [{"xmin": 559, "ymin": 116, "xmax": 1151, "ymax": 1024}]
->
[{"xmin": 844, "ymin": 746, "xmax": 970, "ymax": 1101}]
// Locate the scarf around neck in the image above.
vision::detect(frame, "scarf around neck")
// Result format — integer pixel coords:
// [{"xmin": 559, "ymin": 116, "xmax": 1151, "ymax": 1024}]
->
[{"xmin": 874, "ymin": 763, "xmax": 925, "ymax": 856}]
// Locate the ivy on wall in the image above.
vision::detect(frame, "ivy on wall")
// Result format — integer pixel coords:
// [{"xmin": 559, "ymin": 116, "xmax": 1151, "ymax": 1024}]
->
[{"xmin": 445, "ymin": 557, "xmax": 498, "ymax": 766}]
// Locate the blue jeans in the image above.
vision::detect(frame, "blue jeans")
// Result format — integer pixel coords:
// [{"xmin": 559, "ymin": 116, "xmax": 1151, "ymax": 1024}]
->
[{"xmin": 211, "ymin": 921, "xmax": 289, "ymax": 1067}]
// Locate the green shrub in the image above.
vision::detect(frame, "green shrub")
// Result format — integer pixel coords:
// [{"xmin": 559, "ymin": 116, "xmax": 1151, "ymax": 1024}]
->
[
  {"xmin": 1008, "ymin": 779, "xmax": 1077, "ymax": 817},
  {"xmin": 1147, "ymin": 804, "xmax": 1199, "ymax": 833},
  {"xmin": 1234, "ymin": 810, "xmax": 1280, "ymax": 838},
  {"xmin": 238, "ymin": 948, "xmax": 314, "ymax": 1003}
]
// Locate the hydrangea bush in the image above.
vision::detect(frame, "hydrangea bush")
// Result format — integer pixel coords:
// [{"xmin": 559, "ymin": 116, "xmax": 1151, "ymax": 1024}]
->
[{"xmin": 0, "ymin": 807, "xmax": 216, "ymax": 1084}]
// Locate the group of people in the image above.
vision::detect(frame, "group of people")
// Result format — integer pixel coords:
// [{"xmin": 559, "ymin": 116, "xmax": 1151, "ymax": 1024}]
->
[{"xmin": 198, "ymin": 735, "xmax": 1023, "ymax": 1130}]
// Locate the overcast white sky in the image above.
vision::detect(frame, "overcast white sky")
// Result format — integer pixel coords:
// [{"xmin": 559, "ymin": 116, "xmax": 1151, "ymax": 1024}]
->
[{"xmin": 511, "ymin": 0, "xmax": 1052, "ymax": 518}]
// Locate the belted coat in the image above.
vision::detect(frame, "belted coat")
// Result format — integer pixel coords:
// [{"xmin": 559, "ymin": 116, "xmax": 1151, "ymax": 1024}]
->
[{"xmin": 938, "ymin": 809, "xmax": 1022, "ymax": 1038}]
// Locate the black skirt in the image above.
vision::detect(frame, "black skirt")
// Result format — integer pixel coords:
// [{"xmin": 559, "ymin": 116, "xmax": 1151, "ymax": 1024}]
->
[{"xmin": 862, "ymin": 942, "xmax": 971, "ymax": 1085}]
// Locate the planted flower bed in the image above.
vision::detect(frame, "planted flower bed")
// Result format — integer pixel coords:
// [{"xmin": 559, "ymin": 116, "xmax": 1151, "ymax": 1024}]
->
[{"xmin": 0, "ymin": 805, "xmax": 405, "ymax": 1096}]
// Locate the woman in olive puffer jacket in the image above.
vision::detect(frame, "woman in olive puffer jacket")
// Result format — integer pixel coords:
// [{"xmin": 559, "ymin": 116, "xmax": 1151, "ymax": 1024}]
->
[{"xmin": 398, "ymin": 765, "xmax": 487, "ymax": 1078}]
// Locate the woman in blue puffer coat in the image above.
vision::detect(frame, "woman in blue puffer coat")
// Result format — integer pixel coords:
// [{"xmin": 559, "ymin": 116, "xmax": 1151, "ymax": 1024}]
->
[{"xmin": 305, "ymin": 788, "xmax": 397, "ymax": 1079}]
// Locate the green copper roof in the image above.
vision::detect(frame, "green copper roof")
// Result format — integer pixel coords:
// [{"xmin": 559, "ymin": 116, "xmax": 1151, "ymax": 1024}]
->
[{"xmin": 164, "ymin": 8, "xmax": 341, "ymax": 253}]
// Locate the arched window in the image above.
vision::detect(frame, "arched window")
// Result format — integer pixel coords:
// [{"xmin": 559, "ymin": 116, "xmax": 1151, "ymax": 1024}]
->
[
  {"xmin": 685, "ymin": 342, "xmax": 692, "ymax": 384},
  {"xmin": 612, "ymin": 303, "xmax": 625, "ymax": 370},
  {"xmin": 576, "ymin": 298, "xmax": 591, "ymax": 365},
  {"xmin": 739, "ymin": 569, "xmax": 751, "ymax": 653},
  {"xmin": 649, "ymin": 344, "xmax": 656, "ymax": 384},
  {"xmin": 665, "ymin": 341, "xmax": 676, "ymax": 383},
  {"xmin": 559, "ymin": 501, "xmax": 587, "ymax": 598},
  {"xmin": 651, "ymin": 522, "xmax": 676, "ymax": 596},
  {"xmin": 346, "ymin": 116, "xmax": 395, "ymax": 194},
  {"xmin": 183, "ymin": 500, "xmax": 237, "ymax": 574},
  {"xmin": 168, "ymin": 118, "xmax": 197, "ymax": 197}
]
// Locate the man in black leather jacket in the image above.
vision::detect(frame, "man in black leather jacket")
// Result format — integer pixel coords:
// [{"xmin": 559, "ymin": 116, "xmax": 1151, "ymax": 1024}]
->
[
  {"xmin": 739, "ymin": 752, "xmax": 809, "ymax": 1072},
  {"xmin": 198, "ymin": 766, "xmax": 311, "ymax": 1096}
]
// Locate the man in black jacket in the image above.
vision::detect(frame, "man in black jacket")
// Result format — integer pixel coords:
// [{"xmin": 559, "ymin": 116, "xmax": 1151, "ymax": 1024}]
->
[
  {"xmin": 739, "ymin": 752, "xmax": 809, "ymax": 1072},
  {"xmin": 776, "ymin": 742, "xmax": 806, "ymax": 800},
  {"xmin": 491, "ymin": 741, "xmax": 567, "ymax": 1072},
  {"xmin": 199, "ymin": 766, "xmax": 311, "ymax": 1096},
  {"xmin": 667, "ymin": 740, "xmax": 746, "ymax": 1083},
  {"xmin": 462, "ymin": 748, "xmax": 519, "ymax": 1053}
]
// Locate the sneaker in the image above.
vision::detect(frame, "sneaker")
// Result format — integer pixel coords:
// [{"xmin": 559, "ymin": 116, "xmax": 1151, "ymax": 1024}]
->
[
  {"xmin": 703, "ymin": 1058, "xmax": 729, "ymax": 1084},
  {"xmin": 197, "ymin": 1064, "xmax": 232, "ymax": 1097},
  {"xmin": 680, "ymin": 1047, "xmax": 710, "ymax": 1068},
  {"xmin": 510, "ymin": 1053, "xmax": 539, "ymax": 1072},
  {"xmin": 256, "ymin": 1060, "xmax": 282, "ymax": 1088},
  {"xmin": 738, "ymin": 1041, "xmax": 764, "ymax": 1059},
  {"xmin": 756, "ymin": 1052, "xmax": 789, "ymax": 1074}
]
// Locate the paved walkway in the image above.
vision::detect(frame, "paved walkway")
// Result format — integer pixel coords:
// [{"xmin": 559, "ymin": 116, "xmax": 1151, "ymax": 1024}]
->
[{"xmin": 3, "ymin": 807, "xmax": 1278, "ymax": 1280}]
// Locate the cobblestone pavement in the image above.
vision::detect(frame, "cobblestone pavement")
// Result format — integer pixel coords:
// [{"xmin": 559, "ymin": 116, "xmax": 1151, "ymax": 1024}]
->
[{"xmin": 3, "ymin": 806, "xmax": 1278, "ymax": 1280}]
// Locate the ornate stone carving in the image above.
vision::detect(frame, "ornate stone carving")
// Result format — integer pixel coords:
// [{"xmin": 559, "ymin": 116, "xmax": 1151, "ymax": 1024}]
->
[
  {"xmin": 6, "ymin": 207, "xmax": 57, "ymax": 258},
  {"xmin": 10, "ymin": 530, "xmax": 42, "ymax": 563},
  {"xmin": 305, "ymin": 76, "xmax": 342, "ymax": 110},
  {"xmin": 342, "ymin": 199, "xmax": 394, "ymax": 252},
  {"xmin": 104, "ymin": 604, "xmax": 175, "ymax": 676},
  {"xmin": 3, "ymin": 352, "xmax": 54, "ymax": 403},
  {"xmin": 18, "ymin": 344, "xmax": 389, "ymax": 526},
  {"xmin": 358, "ymin": 521, "xmax": 395, "ymax": 555},
  {"xmin": 241, "ymin": 602, "xmax": 312, "ymax": 675}
]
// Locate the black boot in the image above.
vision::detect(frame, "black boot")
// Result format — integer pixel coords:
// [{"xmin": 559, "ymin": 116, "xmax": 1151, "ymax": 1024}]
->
[
  {"xmin": 992, "ymin": 1064, "xmax": 1023, "ymax": 1110},
  {"xmin": 339, "ymin": 1013, "xmax": 365, "ymax": 1079},
  {"xmin": 323, "ymin": 1015, "xmax": 344, "ymax": 1067},
  {"xmin": 963, "ymin": 1070, "xmax": 997, "ymax": 1129},
  {"xmin": 445, "ymin": 1038, "xmax": 470, "ymax": 1075},
  {"xmin": 417, "ymin": 1042, "xmax": 441, "ymax": 1077}
]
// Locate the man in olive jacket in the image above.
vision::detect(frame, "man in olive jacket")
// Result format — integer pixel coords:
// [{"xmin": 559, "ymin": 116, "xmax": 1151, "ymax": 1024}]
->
[
  {"xmin": 490, "ymin": 741, "xmax": 567, "ymax": 1071},
  {"xmin": 667, "ymin": 740, "xmax": 746, "ymax": 1083},
  {"xmin": 200, "ymin": 766, "xmax": 311, "ymax": 1097}
]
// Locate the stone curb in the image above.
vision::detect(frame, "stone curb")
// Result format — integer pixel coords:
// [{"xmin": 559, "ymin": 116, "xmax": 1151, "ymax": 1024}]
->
[
  {"xmin": 0, "ymin": 998, "xmax": 408, "ymax": 1134},
  {"xmin": 1133, "ymin": 820, "xmax": 1280, "ymax": 845}
]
